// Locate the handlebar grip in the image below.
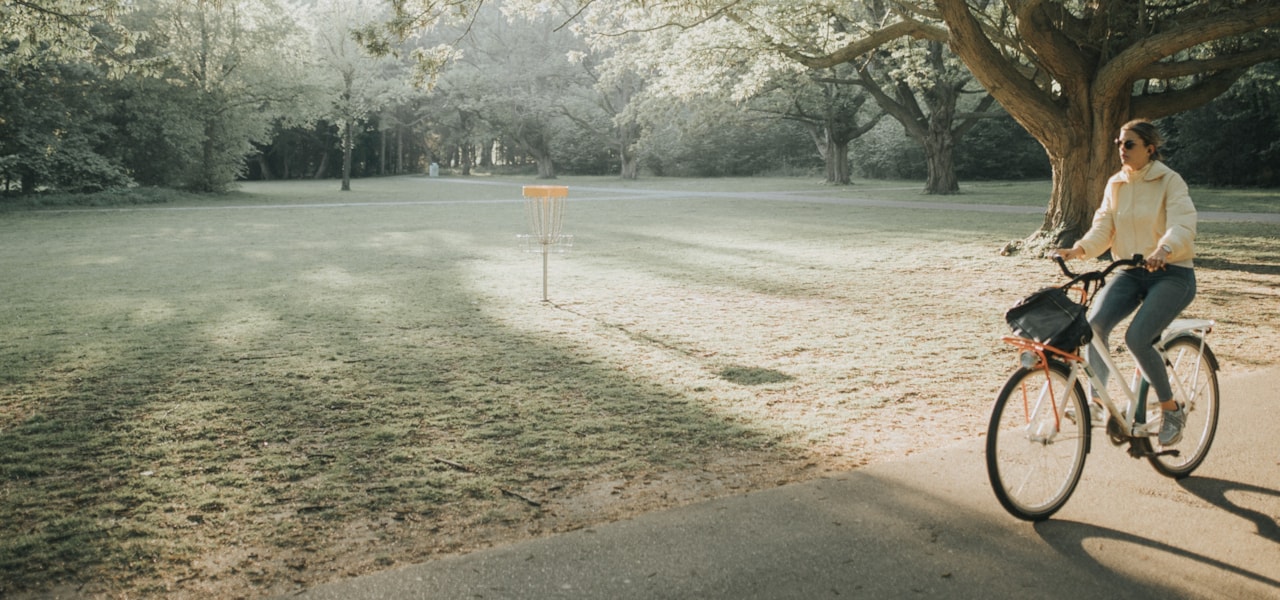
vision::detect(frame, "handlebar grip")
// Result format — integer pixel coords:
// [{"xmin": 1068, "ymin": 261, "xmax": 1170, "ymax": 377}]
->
[
  {"xmin": 1053, "ymin": 255, "xmax": 1075, "ymax": 277},
  {"xmin": 1051, "ymin": 253, "xmax": 1148, "ymax": 287}
]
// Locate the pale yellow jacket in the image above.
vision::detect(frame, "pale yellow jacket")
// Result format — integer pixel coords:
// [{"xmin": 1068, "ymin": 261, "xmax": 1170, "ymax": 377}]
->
[{"xmin": 1076, "ymin": 161, "xmax": 1197, "ymax": 268}]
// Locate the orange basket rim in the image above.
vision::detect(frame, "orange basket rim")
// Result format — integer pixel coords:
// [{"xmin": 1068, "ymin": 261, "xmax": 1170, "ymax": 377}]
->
[{"xmin": 522, "ymin": 185, "xmax": 569, "ymax": 198}]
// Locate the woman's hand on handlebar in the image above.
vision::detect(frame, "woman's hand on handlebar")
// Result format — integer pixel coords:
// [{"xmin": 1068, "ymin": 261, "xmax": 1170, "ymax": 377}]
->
[
  {"xmin": 1053, "ymin": 247, "xmax": 1085, "ymax": 261},
  {"xmin": 1145, "ymin": 246, "xmax": 1171, "ymax": 271}
]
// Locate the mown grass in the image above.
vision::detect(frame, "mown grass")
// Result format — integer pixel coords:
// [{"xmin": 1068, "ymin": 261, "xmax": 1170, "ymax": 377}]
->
[{"xmin": 1, "ymin": 175, "xmax": 1277, "ymax": 598}]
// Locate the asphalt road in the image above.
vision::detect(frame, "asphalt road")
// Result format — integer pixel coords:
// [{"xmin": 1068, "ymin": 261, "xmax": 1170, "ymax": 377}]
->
[{"xmin": 287, "ymin": 367, "xmax": 1280, "ymax": 600}]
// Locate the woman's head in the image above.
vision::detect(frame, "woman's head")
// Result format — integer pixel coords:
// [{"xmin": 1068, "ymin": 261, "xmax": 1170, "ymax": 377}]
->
[{"xmin": 1117, "ymin": 119, "xmax": 1164, "ymax": 170}]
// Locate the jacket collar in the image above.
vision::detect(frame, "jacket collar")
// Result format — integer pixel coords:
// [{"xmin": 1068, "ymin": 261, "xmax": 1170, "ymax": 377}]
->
[{"xmin": 1118, "ymin": 160, "xmax": 1170, "ymax": 183}]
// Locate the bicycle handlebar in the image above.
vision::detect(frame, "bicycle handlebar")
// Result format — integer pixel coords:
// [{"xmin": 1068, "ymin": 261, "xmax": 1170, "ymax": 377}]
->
[{"xmin": 1053, "ymin": 254, "xmax": 1145, "ymax": 289}]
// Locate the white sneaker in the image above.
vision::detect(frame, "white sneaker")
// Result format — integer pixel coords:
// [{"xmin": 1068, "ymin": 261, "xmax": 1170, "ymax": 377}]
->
[
  {"xmin": 1089, "ymin": 400, "xmax": 1106, "ymax": 427},
  {"xmin": 1160, "ymin": 404, "xmax": 1187, "ymax": 446}
]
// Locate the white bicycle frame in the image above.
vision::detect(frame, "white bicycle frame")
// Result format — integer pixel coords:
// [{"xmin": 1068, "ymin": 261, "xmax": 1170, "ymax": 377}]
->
[{"xmin": 1064, "ymin": 318, "xmax": 1215, "ymax": 438}]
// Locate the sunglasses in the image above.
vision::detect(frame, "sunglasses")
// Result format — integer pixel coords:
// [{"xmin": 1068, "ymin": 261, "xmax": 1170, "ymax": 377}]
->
[{"xmin": 1116, "ymin": 139, "xmax": 1143, "ymax": 150}]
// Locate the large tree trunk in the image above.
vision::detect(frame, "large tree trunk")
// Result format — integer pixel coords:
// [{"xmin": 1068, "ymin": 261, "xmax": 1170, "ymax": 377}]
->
[
  {"xmin": 257, "ymin": 153, "xmax": 274, "ymax": 181},
  {"xmin": 921, "ymin": 136, "xmax": 958, "ymax": 194},
  {"xmin": 1003, "ymin": 97, "xmax": 1131, "ymax": 254},
  {"xmin": 20, "ymin": 167, "xmax": 36, "ymax": 195},
  {"xmin": 198, "ymin": 117, "xmax": 221, "ymax": 193},
  {"xmin": 379, "ymin": 128, "xmax": 387, "ymax": 176},
  {"xmin": 619, "ymin": 124, "xmax": 640, "ymax": 180},
  {"xmin": 533, "ymin": 151, "xmax": 556, "ymax": 179},
  {"xmin": 620, "ymin": 144, "xmax": 639, "ymax": 180},
  {"xmin": 514, "ymin": 129, "xmax": 557, "ymax": 179},
  {"xmin": 314, "ymin": 148, "xmax": 329, "ymax": 180},
  {"xmin": 461, "ymin": 144, "xmax": 473, "ymax": 176},
  {"xmin": 340, "ymin": 119, "xmax": 353, "ymax": 192},
  {"xmin": 856, "ymin": 53, "xmax": 967, "ymax": 195},
  {"xmin": 826, "ymin": 137, "xmax": 851, "ymax": 185},
  {"xmin": 396, "ymin": 128, "xmax": 404, "ymax": 175},
  {"xmin": 922, "ymin": 93, "xmax": 959, "ymax": 194},
  {"xmin": 1044, "ymin": 140, "xmax": 1115, "ymax": 245},
  {"xmin": 806, "ymin": 123, "xmax": 852, "ymax": 185}
]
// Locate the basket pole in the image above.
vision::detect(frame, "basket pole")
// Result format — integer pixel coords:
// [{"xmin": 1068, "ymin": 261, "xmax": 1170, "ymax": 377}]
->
[
  {"xmin": 523, "ymin": 185, "xmax": 568, "ymax": 302},
  {"xmin": 542, "ymin": 248, "xmax": 549, "ymax": 301}
]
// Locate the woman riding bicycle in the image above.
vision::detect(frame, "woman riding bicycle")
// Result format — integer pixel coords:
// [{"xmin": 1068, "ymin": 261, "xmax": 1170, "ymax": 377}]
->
[{"xmin": 1054, "ymin": 119, "xmax": 1198, "ymax": 446}]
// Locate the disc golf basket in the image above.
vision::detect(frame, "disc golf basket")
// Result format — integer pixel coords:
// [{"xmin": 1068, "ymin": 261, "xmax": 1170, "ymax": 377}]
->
[{"xmin": 519, "ymin": 185, "xmax": 572, "ymax": 301}]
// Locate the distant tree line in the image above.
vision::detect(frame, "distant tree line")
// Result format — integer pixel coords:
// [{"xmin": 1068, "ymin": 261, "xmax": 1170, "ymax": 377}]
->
[{"xmin": 3, "ymin": 0, "xmax": 1277, "ymax": 205}]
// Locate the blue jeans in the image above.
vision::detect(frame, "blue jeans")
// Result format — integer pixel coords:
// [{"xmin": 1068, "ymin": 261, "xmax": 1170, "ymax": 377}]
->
[{"xmin": 1088, "ymin": 266, "xmax": 1196, "ymax": 403}]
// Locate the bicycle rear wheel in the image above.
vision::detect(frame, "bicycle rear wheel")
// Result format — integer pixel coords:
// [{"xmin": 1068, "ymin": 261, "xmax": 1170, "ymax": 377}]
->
[
  {"xmin": 1146, "ymin": 336, "xmax": 1219, "ymax": 478},
  {"xmin": 987, "ymin": 361, "xmax": 1090, "ymax": 521}
]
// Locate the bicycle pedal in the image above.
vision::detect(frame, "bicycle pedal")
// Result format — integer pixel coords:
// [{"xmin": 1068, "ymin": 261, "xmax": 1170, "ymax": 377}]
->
[
  {"xmin": 1106, "ymin": 418, "xmax": 1127, "ymax": 446},
  {"xmin": 1126, "ymin": 445, "xmax": 1181, "ymax": 459}
]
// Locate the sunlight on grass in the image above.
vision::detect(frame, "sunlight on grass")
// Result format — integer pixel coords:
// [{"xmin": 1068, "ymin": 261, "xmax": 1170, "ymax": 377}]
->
[{"xmin": 1, "ymin": 174, "xmax": 1276, "ymax": 597}]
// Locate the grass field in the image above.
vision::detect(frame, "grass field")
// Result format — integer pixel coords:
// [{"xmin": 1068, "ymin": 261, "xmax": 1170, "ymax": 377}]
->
[{"xmin": 2, "ymin": 175, "xmax": 1278, "ymax": 598}]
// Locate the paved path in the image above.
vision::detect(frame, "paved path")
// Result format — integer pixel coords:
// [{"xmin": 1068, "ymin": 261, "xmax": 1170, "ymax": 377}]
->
[
  {"xmin": 286, "ymin": 368, "xmax": 1280, "ymax": 599},
  {"xmin": 423, "ymin": 178, "xmax": 1280, "ymax": 223},
  {"xmin": 92, "ymin": 177, "xmax": 1279, "ymax": 224}
]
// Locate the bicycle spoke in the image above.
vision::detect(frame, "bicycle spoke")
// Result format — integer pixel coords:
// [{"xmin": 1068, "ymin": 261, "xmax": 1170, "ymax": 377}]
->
[
  {"xmin": 1148, "ymin": 337, "xmax": 1219, "ymax": 478},
  {"xmin": 988, "ymin": 363, "xmax": 1088, "ymax": 521}
]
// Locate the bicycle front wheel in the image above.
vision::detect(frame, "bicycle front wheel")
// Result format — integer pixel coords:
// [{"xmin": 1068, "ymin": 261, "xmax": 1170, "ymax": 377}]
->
[
  {"xmin": 986, "ymin": 361, "xmax": 1090, "ymax": 521},
  {"xmin": 1147, "ymin": 336, "xmax": 1219, "ymax": 478}
]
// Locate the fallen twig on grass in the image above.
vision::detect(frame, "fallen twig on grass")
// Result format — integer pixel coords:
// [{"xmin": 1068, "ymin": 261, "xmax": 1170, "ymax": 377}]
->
[
  {"xmin": 433, "ymin": 457, "xmax": 472, "ymax": 472},
  {"xmin": 228, "ymin": 353, "xmax": 298, "ymax": 363},
  {"xmin": 499, "ymin": 487, "xmax": 542, "ymax": 507}
]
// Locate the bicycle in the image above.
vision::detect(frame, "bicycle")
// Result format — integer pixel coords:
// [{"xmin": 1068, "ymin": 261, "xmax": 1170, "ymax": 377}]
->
[{"xmin": 986, "ymin": 254, "xmax": 1220, "ymax": 521}]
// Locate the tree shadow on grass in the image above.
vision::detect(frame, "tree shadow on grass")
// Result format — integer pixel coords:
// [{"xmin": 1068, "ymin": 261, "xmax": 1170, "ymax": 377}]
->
[
  {"xmin": 0, "ymin": 209, "xmax": 804, "ymax": 596},
  {"xmin": 717, "ymin": 365, "xmax": 793, "ymax": 386},
  {"xmin": 1193, "ymin": 257, "xmax": 1280, "ymax": 277}
]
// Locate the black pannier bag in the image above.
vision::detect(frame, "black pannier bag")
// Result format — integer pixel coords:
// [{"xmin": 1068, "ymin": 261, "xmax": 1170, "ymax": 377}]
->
[{"xmin": 1005, "ymin": 287, "xmax": 1093, "ymax": 350}]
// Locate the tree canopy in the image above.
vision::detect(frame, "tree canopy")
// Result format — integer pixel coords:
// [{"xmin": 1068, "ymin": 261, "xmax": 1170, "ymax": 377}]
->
[
  {"xmin": 374, "ymin": 0, "xmax": 1278, "ymax": 243},
  {"xmin": 2, "ymin": 0, "xmax": 138, "ymax": 69},
  {"xmin": 931, "ymin": 0, "xmax": 1280, "ymax": 248},
  {"xmin": 2, "ymin": 0, "xmax": 1277, "ymax": 223}
]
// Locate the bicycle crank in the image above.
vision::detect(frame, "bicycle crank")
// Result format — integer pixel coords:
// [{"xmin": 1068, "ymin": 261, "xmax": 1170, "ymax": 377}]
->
[{"xmin": 1126, "ymin": 444, "xmax": 1182, "ymax": 459}]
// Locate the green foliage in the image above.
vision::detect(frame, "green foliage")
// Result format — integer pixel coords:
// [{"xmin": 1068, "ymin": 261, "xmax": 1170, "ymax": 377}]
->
[
  {"xmin": 4, "ymin": 0, "xmax": 1277, "ymax": 197},
  {"xmin": 642, "ymin": 102, "xmax": 816, "ymax": 177},
  {"xmin": 0, "ymin": 57, "xmax": 132, "ymax": 193},
  {"xmin": 0, "ymin": 0, "xmax": 140, "ymax": 72},
  {"xmin": 2, "ymin": 0, "xmax": 317, "ymax": 195},
  {"xmin": 849, "ymin": 120, "xmax": 926, "ymax": 180},
  {"xmin": 108, "ymin": 77, "xmax": 204, "ymax": 188},
  {"xmin": 1162, "ymin": 63, "xmax": 1280, "ymax": 188},
  {"xmin": 553, "ymin": 127, "xmax": 616, "ymax": 175},
  {"xmin": 851, "ymin": 113, "xmax": 1052, "ymax": 182},
  {"xmin": 954, "ymin": 117, "xmax": 1051, "ymax": 180}
]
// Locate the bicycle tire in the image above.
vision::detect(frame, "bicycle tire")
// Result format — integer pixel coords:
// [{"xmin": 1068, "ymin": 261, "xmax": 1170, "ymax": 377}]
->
[
  {"xmin": 1145, "ymin": 336, "xmax": 1219, "ymax": 478},
  {"xmin": 986, "ymin": 360, "xmax": 1090, "ymax": 521}
]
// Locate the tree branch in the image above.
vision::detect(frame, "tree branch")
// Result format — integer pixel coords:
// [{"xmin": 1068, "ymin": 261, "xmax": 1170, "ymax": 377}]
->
[
  {"xmin": 1138, "ymin": 45, "xmax": 1280, "ymax": 80},
  {"xmin": 755, "ymin": 18, "xmax": 947, "ymax": 71},
  {"xmin": 1097, "ymin": 2, "xmax": 1280, "ymax": 96},
  {"xmin": 953, "ymin": 94, "xmax": 999, "ymax": 138},
  {"xmin": 934, "ymin": 0, "xmax": 1063, "ymax": 143},
  {"xmin": 1013, "ymin": 0, "xmax": 1092, "ymax": 89},
  {"xmin": 1131, "ymin": 68, "xmax": 1248, "ymax": 121}
]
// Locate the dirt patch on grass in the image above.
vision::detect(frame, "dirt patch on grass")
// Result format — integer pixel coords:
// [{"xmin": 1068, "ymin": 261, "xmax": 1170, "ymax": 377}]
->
[{"xmin": 2, "ymin": 181, "xmax": 1277, "ymax": 599}]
